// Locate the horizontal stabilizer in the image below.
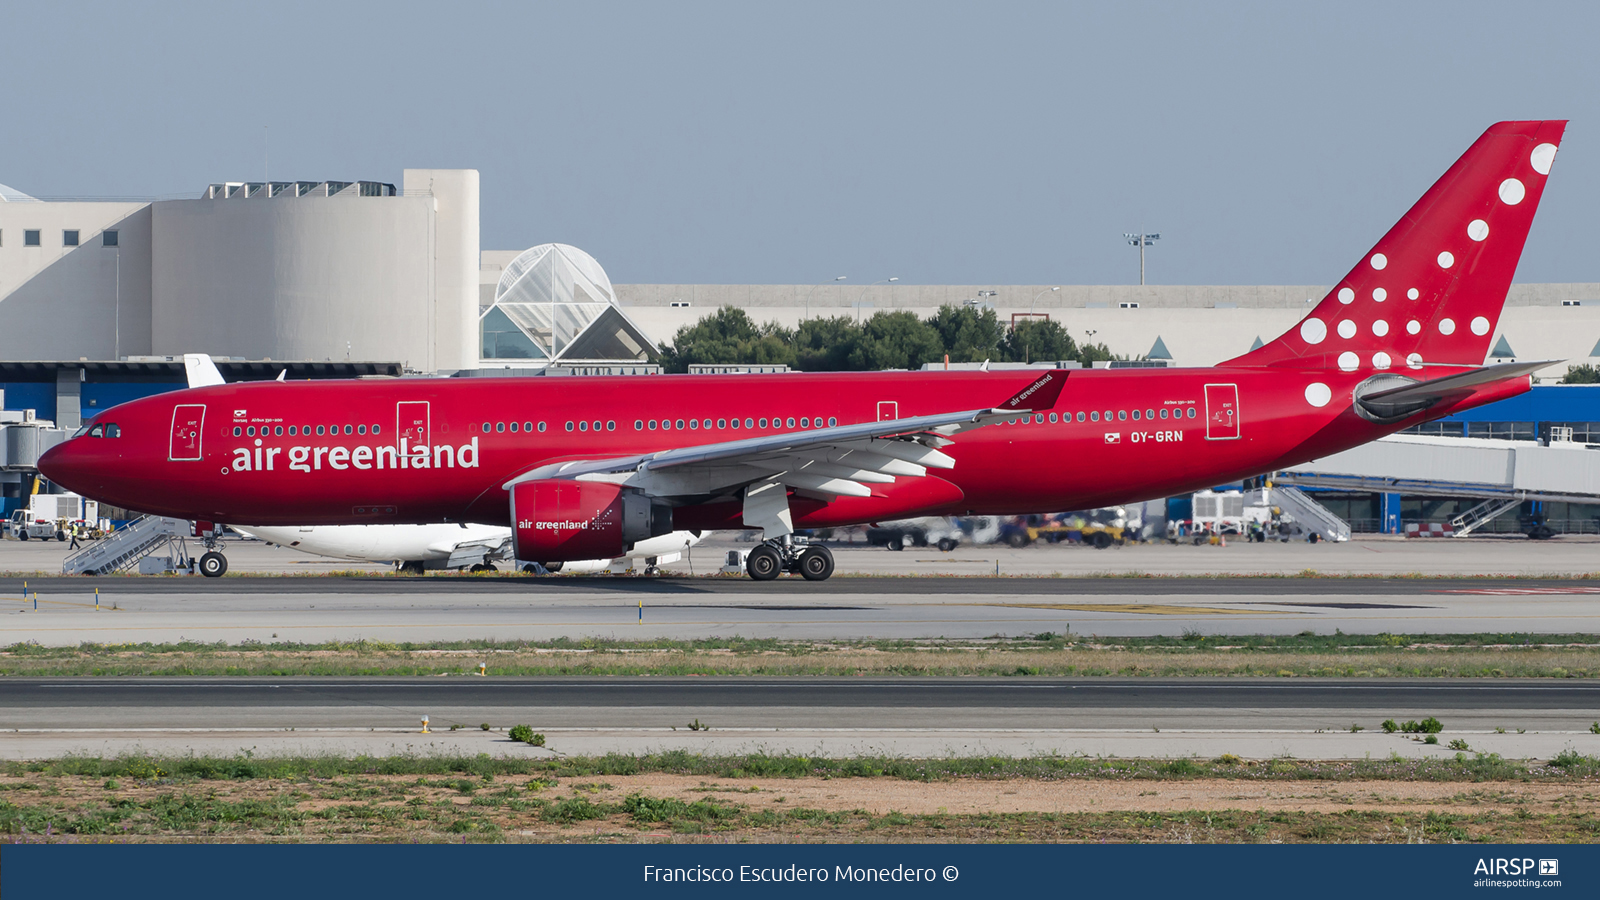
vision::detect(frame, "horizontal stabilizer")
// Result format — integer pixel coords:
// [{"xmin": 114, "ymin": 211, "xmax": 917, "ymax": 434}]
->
[{"xmin": 1356, "ymin": 360, "xmax": 1556, "ymax": 419}]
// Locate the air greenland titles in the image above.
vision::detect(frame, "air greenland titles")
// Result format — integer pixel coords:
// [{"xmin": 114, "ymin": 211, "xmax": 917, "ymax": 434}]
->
[{"xmin": 228, "ymin": 437, "xmax": 480, "ymax": 474}]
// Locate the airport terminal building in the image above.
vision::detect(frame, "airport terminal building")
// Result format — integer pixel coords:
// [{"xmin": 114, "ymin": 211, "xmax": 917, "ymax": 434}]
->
[{"xmin": 4, "ymin": 170, "xmax": 1600, "ymax": 534}]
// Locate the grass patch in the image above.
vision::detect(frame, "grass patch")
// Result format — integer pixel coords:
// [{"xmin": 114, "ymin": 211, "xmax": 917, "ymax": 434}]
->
[{"xmin": 2, "ymin": 633, "xmax": 1597, "ymax": 678}]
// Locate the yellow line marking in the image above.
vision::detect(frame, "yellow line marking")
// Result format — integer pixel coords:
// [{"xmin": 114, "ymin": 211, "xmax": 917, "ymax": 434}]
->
[
  {"xmin": 982, "ymin": 602, "xmax": 1287, "ymax": 616},
  {"xmin": 1, "ymin": 595, "xmax": 119, "ymax": 611}
]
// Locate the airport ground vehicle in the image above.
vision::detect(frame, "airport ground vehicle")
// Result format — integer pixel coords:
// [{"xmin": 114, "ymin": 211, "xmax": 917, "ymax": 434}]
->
[
  {"xmin": 998, "ymin": 509, "xmax": 1129, "ymax": 548},
  {"xmin": 3, "ymin": 494, "xmax": 98, "ymax": 541},
  {"xmin": 867, "ymin": 517, "xmax": 963, "ymax": 551},
  {"xmin": 38, "ymin": 122, "xmax": 1568, "ymax": 581}
]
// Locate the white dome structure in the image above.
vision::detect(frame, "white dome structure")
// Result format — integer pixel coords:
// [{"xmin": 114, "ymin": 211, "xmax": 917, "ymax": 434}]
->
[{"xmin": 480, "ymin": 243, "xmax": 655, "ymax": 365}]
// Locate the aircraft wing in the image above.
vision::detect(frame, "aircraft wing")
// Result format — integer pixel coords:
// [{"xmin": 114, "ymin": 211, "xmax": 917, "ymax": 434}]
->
[
  {"xmin": 502, "ymin": 370, "xmax": 1069, "ymax": 520},
  {"xmin": 439, "ymin": 533, "xmax": 515, "ymax": 569}
]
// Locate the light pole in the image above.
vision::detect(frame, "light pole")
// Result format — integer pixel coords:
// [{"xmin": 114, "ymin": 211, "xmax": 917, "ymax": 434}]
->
[
  {"xmin": 1123, "ymin": 231, "xmax": 1160, "ymax": 285},
  {"xmin": 803, "ymin": 275, "xmax": 846, "ymax": 320},
  {"xmin": 1028, "ymin": 286, "xmax": 1060, "ymax": 317},
  {"xmin": 857, "ymin": 277, "xmax": 898, "ymax": 322}
]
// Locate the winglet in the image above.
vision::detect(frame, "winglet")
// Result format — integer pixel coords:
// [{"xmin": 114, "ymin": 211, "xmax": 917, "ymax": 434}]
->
[
  {"xmin": 183, "ymin": 354, "xmax": 226, "ymax": 388},
  {"xmin": 995, "ymin": 369, "xmax": 1069, "ymax": 412}
]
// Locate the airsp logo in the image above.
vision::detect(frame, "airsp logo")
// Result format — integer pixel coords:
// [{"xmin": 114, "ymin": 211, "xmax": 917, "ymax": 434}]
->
[{"xmin": 1540, "ymin": 860, "xmax": 1559, "ymax": 876}]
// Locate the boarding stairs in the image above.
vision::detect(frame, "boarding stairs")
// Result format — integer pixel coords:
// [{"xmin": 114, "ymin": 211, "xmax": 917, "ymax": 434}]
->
[
  {"xmin": 1450, "ymin": 497, "xmax": 1523, "ymax": 538},
  {"xmin": 1246, "ymin": 486, "xmax": 1351, "ymax": 542},
  {"xmin": 61, "ymin": 515, "xmax": 190, "ymax": 575}
]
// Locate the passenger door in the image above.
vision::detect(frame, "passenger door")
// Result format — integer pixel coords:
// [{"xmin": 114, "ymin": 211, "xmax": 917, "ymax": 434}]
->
[
  {"xmin": 1203, "ymin": 384, "xmax": 1240, "ymax": 440},
  {"xmin": 397, "ymin": 401, "xmax": 430, "ymax": 457},
  {"xmin": 168, "ymin": 404, "xmax": 205, "ymax": 461}
]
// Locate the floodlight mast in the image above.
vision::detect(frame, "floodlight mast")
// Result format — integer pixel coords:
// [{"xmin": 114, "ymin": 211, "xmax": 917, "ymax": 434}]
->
[{"xmin": 1123, "ymin": 231, "xmax": 1160, "ymax": 285}]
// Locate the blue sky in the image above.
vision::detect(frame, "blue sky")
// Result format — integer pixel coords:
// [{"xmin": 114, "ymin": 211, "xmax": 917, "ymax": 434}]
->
[{"xmin": 4, "ymin": 2, "xmax": 1597, "ymax": 286}]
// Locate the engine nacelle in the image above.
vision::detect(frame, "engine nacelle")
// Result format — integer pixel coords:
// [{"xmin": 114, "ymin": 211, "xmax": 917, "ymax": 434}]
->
[{"xmin": 511, "ymin": 479, "xmax": 670, "ymax": 561}]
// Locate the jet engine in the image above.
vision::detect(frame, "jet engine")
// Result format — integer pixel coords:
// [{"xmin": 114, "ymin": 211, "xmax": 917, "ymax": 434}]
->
[{"xmin": 511, "ymin": 479, "xmax": 672, "ymax": 561}]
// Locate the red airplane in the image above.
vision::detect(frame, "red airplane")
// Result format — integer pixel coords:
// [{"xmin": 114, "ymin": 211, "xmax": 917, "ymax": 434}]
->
[{"xmin": 41, "ymin": 120, "xmax": 1565, "ymax": 581}]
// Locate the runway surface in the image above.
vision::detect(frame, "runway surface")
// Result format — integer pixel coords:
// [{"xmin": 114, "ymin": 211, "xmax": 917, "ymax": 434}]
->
[
  {"xmin": 4, "ymin": 574, "xmax": 1600, "ymax": 644},
  {"xmin": 3, "ymin": 676, "xmax": 1596, "ymax": 761}
]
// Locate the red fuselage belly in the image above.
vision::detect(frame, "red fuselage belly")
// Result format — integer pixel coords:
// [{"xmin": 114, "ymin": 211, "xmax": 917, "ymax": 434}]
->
[{"xmin": 41, "ymin": 367, "xmax": 1519, "ymax": 528}]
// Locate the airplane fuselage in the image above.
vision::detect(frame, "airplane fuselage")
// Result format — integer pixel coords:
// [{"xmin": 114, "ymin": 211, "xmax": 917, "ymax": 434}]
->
[{"xmin": 44, "ymin": 366, "xmax": 1521, "ymax": 533}]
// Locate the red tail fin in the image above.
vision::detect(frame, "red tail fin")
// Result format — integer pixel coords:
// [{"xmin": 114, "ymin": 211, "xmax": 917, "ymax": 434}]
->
[{"xmin": 1224, "ymin": 120, "xmax": 1566, "ymax": 372}]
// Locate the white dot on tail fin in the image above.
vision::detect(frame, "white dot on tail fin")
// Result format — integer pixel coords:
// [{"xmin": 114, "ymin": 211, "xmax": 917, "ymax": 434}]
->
[
  {"xmin": 1468, "ymin": 219, "xmax": 1489, "ymax": 241},
  {"xmin": 1531, "ymin": 143, "xmax": 1557, "ymax": 175},
  {"xmin": 1438, "ymin": 251, "xmax": 1455, "ymax": 268},
  {"xmin": 1408, "ymin": 288, "xmax": 1419, "ymax": 300},
  {"xmin": 1338, "ymin": 319, "xmax": 1357, "ymax": 339},
  {"xmin": 1407, "ymin": 319, "xmax": 1421, "ymax": 334},
  {"xmin": 1499, "ymin": 178, "xmax": 1526, "ymax": 205},
  {"xmin": 1373, "ymin": 288, "xmax": 1387, "ymax": 302},
  {"xmin": 1338, "ymin": 352, "xmax": 1360, "ymax": 372},
  {"xmin": 1407, "ymin": 352, "xmax": 1424, "ymax": 369},
  {"xmin": 1439, "ymin": 318, "xmax": 1456, "ymax": 335},
  {"xmin": 1305, "ymin": 382, "xmax": 1332, "ymax": 408},
  {"xmin": 1373, "ymin": 320, "xmax": 1389, "ymax": 336},
  {"xmin": 1338, "ymin": 287, "xmax": 1355, "ymax": 304},
  {"xmin": 1372, "ymin": 352, "xmax": 1392, "ymax": 369},
  {"xmin": 1300, "ymin": 318, "xmax": 1327, "ymax": 344},
  {"xmin": 1370, "ymin": 253, "xmax": 1388, "ymax": 270},
  {"xmin": 1471, "ymin": 316, "xmax": 1490, "ymax": 336}
]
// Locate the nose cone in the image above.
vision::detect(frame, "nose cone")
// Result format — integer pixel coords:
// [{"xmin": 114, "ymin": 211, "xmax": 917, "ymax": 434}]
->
[{"xmin": 37, "ymin": 440, "xmax": 94, "ymax": 496}]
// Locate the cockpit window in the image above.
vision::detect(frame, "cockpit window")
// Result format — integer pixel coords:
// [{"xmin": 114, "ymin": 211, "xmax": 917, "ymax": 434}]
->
[
  {"xmin": 105, "ymin": 423, "xmax": 120, "ymax": 438},
  {"xmin": 89, "ymin": 424, "xmax": 104, "ymax": 437},
  {"xmin": 72, "ymin": 425, "xmax": 91, "ymax": 439}
]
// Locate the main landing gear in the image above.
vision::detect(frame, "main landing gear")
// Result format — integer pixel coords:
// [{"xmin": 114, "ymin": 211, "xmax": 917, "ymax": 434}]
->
[{"xmin": 745, "ymin": 539, "xmax": 835, "ymax": 582}]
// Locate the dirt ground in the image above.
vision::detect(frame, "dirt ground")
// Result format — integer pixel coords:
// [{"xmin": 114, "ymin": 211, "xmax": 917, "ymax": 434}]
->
[{"xmin": 5, "ymin": 771, "xmax": 1598, "ymax": 843}]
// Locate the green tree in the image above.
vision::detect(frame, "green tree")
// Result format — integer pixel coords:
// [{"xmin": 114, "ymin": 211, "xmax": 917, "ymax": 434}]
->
[
  {"xmin": 931, "ymin": 305, "xmax": 1006, "ymax": 363},
  {"xmin": 1000, "ymin": 319, "xmax": 1079, "ymax": 363},
  {"xmin": 853, "ymin": 311, "xmax": 945, "ymax": 370},
  {"xmin": 1077, "ymin": 342, "xmax": 1119, "ymax": 366},
  {"xmin": 793, "ymin": 316, "xmax": 865, "ymax": 371},
  {"xmin": 658, "ymin": 307, "xmax": 796, "ymax": 373},
  {"xmin": 1562, "ymin": 363, "xmax": 1600, "ymax": 384}
]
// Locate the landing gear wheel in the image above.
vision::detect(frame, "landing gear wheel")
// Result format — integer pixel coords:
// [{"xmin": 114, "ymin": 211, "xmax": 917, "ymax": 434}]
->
[
  {"xmin": 886, "ymin": 535, "xmax": 904, "ymax": 551},
  {"xmin": 198, "ymin": 551, "xmax": 228, "ymax": 578},
  {"xmin": 798, "ymin": 546, "xmax": 835, "ymax": 581},
  {"xmin": 937, "ymin": 538, "xmax": 958, "ymax": 552},
  {"xmin": 746, "ymin": 544, "xmax": 782, "ymax": 581},
  {"xmin": 469, "ymin": 563, "xmax": 497, "ymax": 573}
]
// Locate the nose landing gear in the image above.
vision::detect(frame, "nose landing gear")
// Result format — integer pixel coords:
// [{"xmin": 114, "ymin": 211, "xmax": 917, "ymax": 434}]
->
[
  {"xmin": 198, "ymin": 551, "xmax": 228, "ymax": 578},
  {"xmin": 744, "ymin": 539, "xmax": 835, "ymax": 581}
]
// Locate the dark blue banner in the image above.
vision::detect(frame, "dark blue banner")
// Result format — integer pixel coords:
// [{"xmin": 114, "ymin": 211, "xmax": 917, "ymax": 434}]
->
[{"xmin": 3, "ymin": 844, "xmax": 1592, "ymax": 899}]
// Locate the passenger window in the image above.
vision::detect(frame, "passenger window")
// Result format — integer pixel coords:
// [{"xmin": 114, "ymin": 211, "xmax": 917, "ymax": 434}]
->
[
  {"xmin": 316, "ymin": 425, "xmax": 326, "ymax": 436},
  {"xmin": 509, "ymin": 422, "xmax": 519, "ymax": 433},
  {"xmin": 1118, "ymin": 410, "xmax": 1127, "ymax": 421},
  {"xmin": 356, "ymin": 425, "xmax": 365, "ymax": 435},
  {"xmin": 1049, "ymin": 413, "xmax": 1058, "ymax": 423},
  {"xmin": 606, "ymin": 421, "xmax": 615, "ymax": 431},
  {"xmin": 1090, "ymin": 411, "xmax": 1099, "ymax": 422},
  {"xmin": 372, "ymin": 424, "xmax": 381, "ymax": 435},
  {"xmin": 717, "ymin": 419, "xmax": 727, "ymax": 429},
  {"xmin": 635, "ymin": 420, "xmax": 644, "ymax": 430},
  {"xmin": 675, "ymin": 419, "xmax": 685, "ymax": 430},
  {"xmin": 1146, "ymin": 409, "xmax": 1154, "ymax": 419},
  {"xmin": 786, "ymin": 417, "xmax": 796, "ymax": 428},
  {"xmin": 482, "ymin": 423, "xmax": 491, "ymax": 433},
  {"xmin": 233, "ymin": 426, "xmax": 242, "ymax": 436},
  {"xmin": 105, "ymin": 423, "xmax": 120, "ymax": 438},
  {"xmin": 648, "ymin": 420, "xmax": 657, "ymax": 430},
  {"xmin": 496, "ymin": 422, "xmax": 505, "ymax": 433},
  {"xmin": 759, "ymin": 418, "xmax": 768, "ymax": 428},
  {"xmin": 594, "ymin": 420, "xmax": 603, "ymax": 432},
  {"xmin": 828, "ymin": 417, "xmax": 837, "ymax": 427},
  {"xmin": 746, "ymin": 418, "xmax": 755, "ymax": 428},
  {"xmin": 523, "ymin": 422, "xmax": 532, "ymax": 432},
  {"xmin": 247, "ymin": 426, "xmax": 256, "ymax": 436},
  {"xmin": 565, "ymin": 422, "xmax": 574, "ymax": 432},
  {"xmin": 579, "ymin": 421, "xmax": 588, "ymax": 432},
  {"xmin": 536, "ymin": 422, "xmax": 545, "ymax": 433},
  {"xmin": 1132, "ymin": 410, "xmax": 1141, "ymax": 421},
  {"xmin": 799, "ymin": 417, "xmax": 809, "ymax": 428},
  {"xmin": 274, "ymin": 425, "xmax": 282, "ymax": 436},
  {"xmin": 1187, "ymin": 407, "xmax": 1197, "ymax": 418},
  {"xmin": 288, "ymin": 426, "xmax": 297, "ymax": 435},
  {"xmin": 1160, "ymin": 409, "xmax": 1169, "ymax": 419},
  {"xmin": 689, "ymin": 419, "xmax": 699, "ymax": 430},
  {"xmin": 730, "ymin": 418, "xmax": 740, "ymax": 429}
]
